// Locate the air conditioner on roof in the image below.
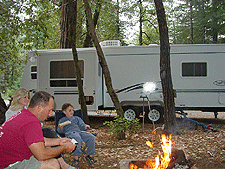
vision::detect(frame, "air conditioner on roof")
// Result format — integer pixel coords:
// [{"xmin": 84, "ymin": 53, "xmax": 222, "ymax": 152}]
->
[{"xmin": 100, "ymin": 40, "xmax": 121, "ymax": 47}]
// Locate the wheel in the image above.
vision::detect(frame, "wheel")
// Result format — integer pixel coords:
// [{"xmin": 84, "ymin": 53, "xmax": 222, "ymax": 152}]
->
[
  {"xmin": 145, "ymin": 106, "xmax": 163, "ymax": 123},
  {"xmin": 123, "ymin": 106, "xmax": 139, "ymax": 121}
]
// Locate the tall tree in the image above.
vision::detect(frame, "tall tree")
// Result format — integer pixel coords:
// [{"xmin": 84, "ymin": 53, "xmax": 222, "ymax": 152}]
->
[
  {"xmin": 83, "ymin": 0, "xmax": 124, "ymax": 118},
  {"xmin": 60, "ymin": 0, "xmax": 89, "ymax": 123},
  {"xmin": 189, "ymin": 0, "xmax": 193, "ymax": 44},
  {"xmin": 138, "ymin": 0, "xmax": 143, "ymax": 45},
  {"xmin": 83, "ymin": 0, "xmax": 102, "ymax": 47},
  {"xmin": 60, "ymin": 0, "xmax": 70, "ymax": 48},
  {"xmin": 154, "ymin": 0, "xmax": 177, "ymax": 133},
  {"xmin": 211, "ymin": 0, "xmax": 218, "ymax": 43},
  {"xmin": 171, "ymin": 0, "xmax": 225, "ymax": 44}
]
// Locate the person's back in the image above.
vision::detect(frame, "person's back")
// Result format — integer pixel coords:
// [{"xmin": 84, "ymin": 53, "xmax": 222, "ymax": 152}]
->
[{"xmin": 0, "ymin": 108, "xmax": 43, "ymax": 168}]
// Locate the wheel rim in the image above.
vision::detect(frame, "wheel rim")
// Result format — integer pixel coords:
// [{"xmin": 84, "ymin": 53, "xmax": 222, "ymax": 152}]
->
[
  {"xmin": 148, "ymin": 109, "xmax": 160, "ymax": 122},
  {"xmin": 124, "ymin": 109, "xmax": 136, "ymax": 121}
]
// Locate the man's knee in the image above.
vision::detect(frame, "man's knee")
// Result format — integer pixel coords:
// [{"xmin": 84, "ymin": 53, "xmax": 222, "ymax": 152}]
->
[{"xmin": 40, "ymin": 158, "xmax": 60, "ymax": 169}]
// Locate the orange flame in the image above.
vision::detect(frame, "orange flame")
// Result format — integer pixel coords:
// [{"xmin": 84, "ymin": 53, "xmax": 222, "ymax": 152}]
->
[
  {"xmin": 130, "ymin": 134, "xmax": 173, "ymax": 169},
  {"xmin": 160, "ymin": 134, "xmax": 172, "ymax": 168},
  {"xmin": 129, "ymin": 163, "xmax": 138, "ymax": 169}
]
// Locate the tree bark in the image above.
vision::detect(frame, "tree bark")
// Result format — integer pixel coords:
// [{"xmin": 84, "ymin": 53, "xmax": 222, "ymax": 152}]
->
[
  {"xmin": 83, "ymin": 0, "xmax": 101, "ymax": 47},
  {"xmin": 190, "ymin": 0, "xmax": 193, "ymax": 44},
  {"xmin": 83, "ymin": 0, "xmax": 124, "ymax": 117},
  {"xmin": 153, "ymin": 0, "xmax": 177, "ymax": 133},
  {"xmin": 116, "ymin": 0, "xmax": 120, "ymax": 39},
  {"xmin": 212, "ymin": 0, "xmax": 218, "ymax": 43},
  {"xmin": 67, "ymin": 0, "xmax": 89, "ymax": 124},
  {"xmin": 139, "ymin": 0, "xmax": 143, "ymax": 46},
  {"xmin": 60, "ymin": 0, "xmax": 71, "ymax": 48}
]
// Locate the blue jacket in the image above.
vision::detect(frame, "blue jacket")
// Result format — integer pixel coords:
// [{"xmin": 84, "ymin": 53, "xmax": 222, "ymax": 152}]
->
[{"xmin": 57, "ymin": 116, "xmax": 86, "ymax": 134}]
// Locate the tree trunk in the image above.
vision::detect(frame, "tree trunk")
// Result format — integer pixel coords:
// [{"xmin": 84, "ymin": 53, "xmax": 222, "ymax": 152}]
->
[
  {"xmin": 139, "ymin": 0, "xmax": 143, "ymax": 46},
  {"xmin": 212, "ymin": 0, "xmax": 218, "ymax": 43},
  {"xmin": 83, "ymin": 0, "xmax": 101, "ymax": 47},
  {"xmin": 83, "ymin": 0, "xmax": 124, "ymax": 117},
  {"xmin": 67, "ymin": 0, "xmax": 89, "ymax": 124},
  {"xmin": 190, "ymin": 0, "xmax": 193, "ymax": 44},
  {"xmin": 153, "ymin": 0, "xmax": 177, "ymax": 133},
  {"xmin": 202, "ymin": 1, "xmax": 206, "ymax": 44},
  {"xmin": 116, "ymin": 0, "xmax": 120, "ymax": 39},
  {"xmin": 60, "ymin": 0, "xmax": 71, "ymax": 48}
]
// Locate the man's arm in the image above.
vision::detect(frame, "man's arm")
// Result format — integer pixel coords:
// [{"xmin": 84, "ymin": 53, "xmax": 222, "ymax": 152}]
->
[
  {"xmin": 44, "ymin": 137, "xmax": 71, "ymax": 147},
  {"xmin": 29, "ymin": 141, "xmax": 76, "ymax": 161}
]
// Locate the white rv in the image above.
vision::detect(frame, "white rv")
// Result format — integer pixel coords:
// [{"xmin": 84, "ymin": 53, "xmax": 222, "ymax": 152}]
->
[{"xmin": 20, "ymin": 43, "xmax": 225, "ymax": 123}]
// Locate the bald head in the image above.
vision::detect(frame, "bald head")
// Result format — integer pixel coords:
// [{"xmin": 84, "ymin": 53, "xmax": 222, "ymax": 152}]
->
[
  {"xmin": 28, "ymin": 91, "xmax": 54, "ymax": 121},
  {"xmin": 28, "ymin": 91, "xmax": 53, "ymax": 108}
]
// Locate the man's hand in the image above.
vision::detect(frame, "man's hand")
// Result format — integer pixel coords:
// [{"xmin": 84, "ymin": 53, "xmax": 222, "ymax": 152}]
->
[
  {"xmin": 63, "ymin": 142, "xmax": 76, "ymax": 153},
  {"xmin": 29, "ymin": 141, "xmax": 76, "ymax": 161},
  {"xmin": 59, "ymin": 137, "xmax": 71, "ymax": 146}
]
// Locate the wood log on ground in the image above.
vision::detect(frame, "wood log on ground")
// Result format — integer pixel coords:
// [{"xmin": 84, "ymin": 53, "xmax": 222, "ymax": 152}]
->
[{"xmin": 167, "ymin": 148, "xmax": 190, "ymax": 169}]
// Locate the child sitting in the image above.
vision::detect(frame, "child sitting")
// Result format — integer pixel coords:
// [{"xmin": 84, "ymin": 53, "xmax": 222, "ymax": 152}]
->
[{"xmin": 57, "ymin": 103, "xmax": 96, "ymax": 168}]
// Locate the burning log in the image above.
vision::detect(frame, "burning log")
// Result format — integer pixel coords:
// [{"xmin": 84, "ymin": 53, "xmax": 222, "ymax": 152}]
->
[
  {"xmin": 167, "ymin": 148, "xmax": 190, "ymax": 169},
  {"xmin": 126, "ymin": 134, "xmax": 192, "ymax": 169}
]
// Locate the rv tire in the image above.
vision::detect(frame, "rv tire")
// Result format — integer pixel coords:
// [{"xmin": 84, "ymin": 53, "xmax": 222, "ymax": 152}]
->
[
  {"xmin": 145, "ymin": 106, "xmax": 163, "ymax": 123},
  {"xmin": 123, "ymin": 106, "xmax": 139, "ymax": 121}
]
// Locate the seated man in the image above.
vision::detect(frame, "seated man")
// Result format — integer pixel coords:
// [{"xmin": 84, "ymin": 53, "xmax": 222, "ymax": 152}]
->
[
  {"xmin": 57, "ymin": 103, "xmax": 96, "ymax": 168},
  {"xmin": 0, "ymin": 91, "xmax": 76, "ymax": 169}
]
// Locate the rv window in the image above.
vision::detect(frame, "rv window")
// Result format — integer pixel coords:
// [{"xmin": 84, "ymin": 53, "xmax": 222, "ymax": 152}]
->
[
  {"xmin": 182, "ymin": 62, "xmax": 207, "ymax": 77},
  {"xmin": 50, "ymin": 60, "xmax": 84, "ymax": 87},
  {"xmin": 50, "ymin": 80, "xmax": 83, "ymax": 87},
  {"xmin": 50, "ymin": 60, "xmax": 84, "ymax": 78},
  {"xmin": 31, "ymin": 66, "xmax": 37, "ymax": 79}
]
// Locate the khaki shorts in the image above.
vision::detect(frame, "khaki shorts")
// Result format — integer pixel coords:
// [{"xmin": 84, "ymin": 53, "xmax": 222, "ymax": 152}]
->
[{"xmin": 5, "ymin": 156, "xmax": 42, "ymax": 169}]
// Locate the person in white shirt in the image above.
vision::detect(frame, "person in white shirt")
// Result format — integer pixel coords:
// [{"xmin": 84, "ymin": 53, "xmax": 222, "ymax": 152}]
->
[{"xmin": 5, "ymin": 87, "xmax": 30, "ymax": 121}]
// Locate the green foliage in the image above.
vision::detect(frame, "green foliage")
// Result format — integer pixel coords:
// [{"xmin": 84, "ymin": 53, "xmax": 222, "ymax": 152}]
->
[
  {"xmin": 103, "ymin": 115, "xmax": 141, "ymax": 139},
  {"xmin": 170, "ymin": 0, "xmax": 225, "ymax": 44},
  {"xmin": 1, "ymin": 0, "xmax": 225, "ymax": 98},
  {"xmin": 1, "ymin": 0, "xmax": 61, "ymax": 97}
]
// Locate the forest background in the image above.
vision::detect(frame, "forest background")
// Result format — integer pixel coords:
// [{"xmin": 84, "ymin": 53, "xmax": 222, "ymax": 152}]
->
[{"xmin": 1, "ymin": 0, "xmax": 225, "ymax": 99}]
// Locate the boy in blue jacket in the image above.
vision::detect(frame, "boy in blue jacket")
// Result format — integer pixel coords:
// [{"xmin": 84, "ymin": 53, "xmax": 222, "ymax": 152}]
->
[{"xmin": 57, "ymin": 103, "xmax": 95, "ymax": 168}]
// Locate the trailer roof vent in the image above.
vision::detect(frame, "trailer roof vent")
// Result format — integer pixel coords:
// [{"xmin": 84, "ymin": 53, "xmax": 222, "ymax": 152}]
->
[{"xmin": 100, "ymin": 40, "xmax": 121, "ymax": 47}]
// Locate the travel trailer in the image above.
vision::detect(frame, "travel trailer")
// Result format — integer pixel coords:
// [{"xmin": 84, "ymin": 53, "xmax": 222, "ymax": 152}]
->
[{"xmin": 20, "ymin": 43, "xmax": 225, "ymax": 123}]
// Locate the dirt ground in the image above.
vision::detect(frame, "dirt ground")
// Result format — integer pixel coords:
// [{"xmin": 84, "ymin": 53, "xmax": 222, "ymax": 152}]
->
[{"xmin": 43, "ymin": 111, "xmax": 225, "ymax": 169}]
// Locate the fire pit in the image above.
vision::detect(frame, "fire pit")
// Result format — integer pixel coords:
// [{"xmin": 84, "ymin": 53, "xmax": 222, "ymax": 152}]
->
[
  {"xmin": 120, "ymin": 154, "xmax": 189, "ymax": 169},
  {"xmin": 120, "ymin": 134, "xmax": 189, "ymax": 169}
]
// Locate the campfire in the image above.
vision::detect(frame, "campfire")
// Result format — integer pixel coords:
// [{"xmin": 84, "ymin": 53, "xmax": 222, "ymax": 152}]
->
[{"xmin": 129, "ymin": 134, "xmax": 173, "ymax": 169}]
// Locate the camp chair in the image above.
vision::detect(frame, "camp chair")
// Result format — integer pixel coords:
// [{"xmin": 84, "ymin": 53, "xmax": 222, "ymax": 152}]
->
[{"xmin": 54, "ymin": 109, "xmax": 97, "ymax": 166}]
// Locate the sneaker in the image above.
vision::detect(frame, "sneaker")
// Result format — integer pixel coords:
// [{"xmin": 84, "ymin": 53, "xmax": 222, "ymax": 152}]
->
[{"xmin": 210, "ymin": 127, "xmax": 218, "ymax": 132}]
